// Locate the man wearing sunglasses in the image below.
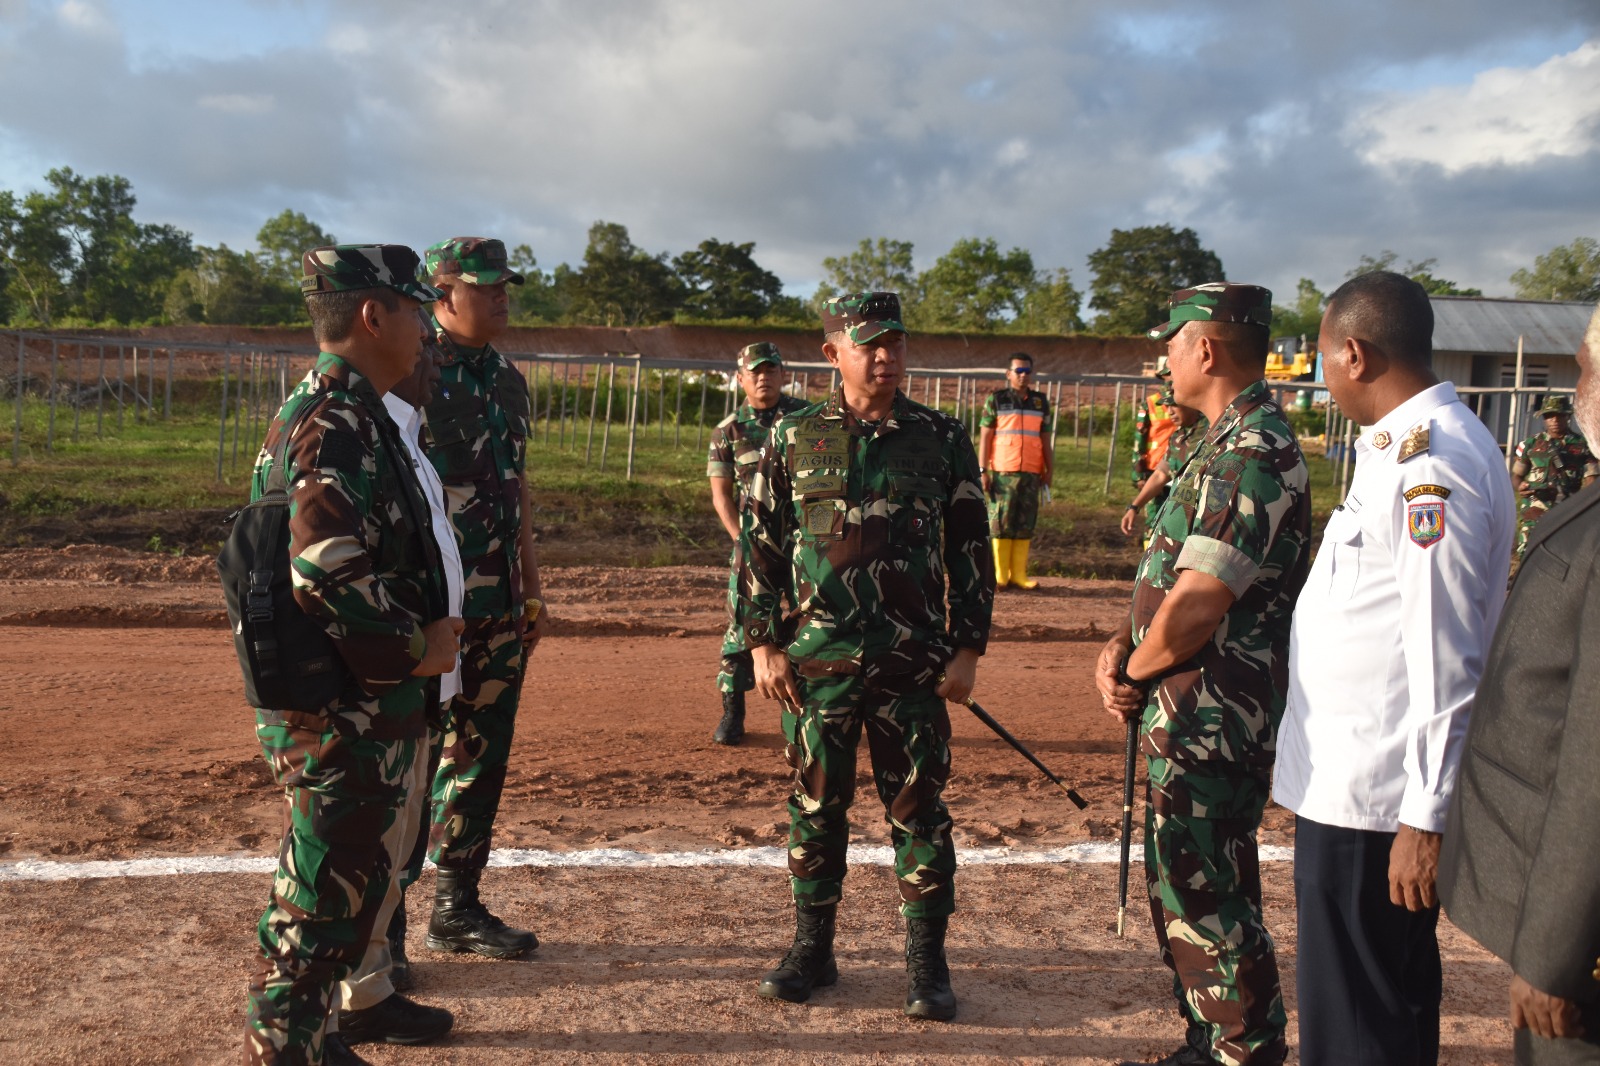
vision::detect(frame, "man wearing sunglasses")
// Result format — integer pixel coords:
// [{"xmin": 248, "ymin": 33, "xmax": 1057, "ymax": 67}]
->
[{"xmin": 978, "ymin": 352, "xmax": 1054, "ymax": 588}]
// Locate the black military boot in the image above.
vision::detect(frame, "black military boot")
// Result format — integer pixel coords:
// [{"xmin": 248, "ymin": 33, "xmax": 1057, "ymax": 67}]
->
[
  {"xmin": 338, "ymin": 992, "xmax": 453, "ymax": 1046},
  {"xmin": 387, "ymin": 902, "xmax": 412, "ymax": 992},
  {"xmin": 1118, "ymin": 1022, "xmax": 1223, "ymax": 1066},
  {"xmin": 323, "ymin": 1032, "xmax": 374, "ymax": 1065},
  {"xmin": 903, "ymin": 916, "xmax": 957, "ymax": 1021},
  {"xmin": 757, "ymin": 903, "xmax": 838, "ymax": 1003},
  {"xmin": 425, "ymin": 867, "xmax": 538, "ymax": 959},
  {"xmin": 712, "ymin": 690, "xmax": 746, "ymax": 745}
]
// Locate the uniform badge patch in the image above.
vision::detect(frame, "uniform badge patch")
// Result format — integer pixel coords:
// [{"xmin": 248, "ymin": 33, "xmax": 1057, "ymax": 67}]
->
[
  {"xmin": 811, "ymin": 437, "xmax": 830, "ymax": 452},
  {"xmin": 1373, "ymin": 430, "xmax": 1392, "ymax": 450},
  {"xmin": 1403, "ymin": 484, "xmax": 1452, "ymax": 501},
  {"xmin": 805, "ymin": 500, "xmax": 838, "ymax": 534},
  {"xmin": 1407, "ymin": 501, "xmax": 1445, "ymax": 548}
]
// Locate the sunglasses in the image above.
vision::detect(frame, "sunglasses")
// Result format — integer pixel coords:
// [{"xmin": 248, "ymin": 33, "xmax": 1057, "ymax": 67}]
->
[{"xmin": 1010, "ymin": 366, "xmax": 1033, "ymax": 375}]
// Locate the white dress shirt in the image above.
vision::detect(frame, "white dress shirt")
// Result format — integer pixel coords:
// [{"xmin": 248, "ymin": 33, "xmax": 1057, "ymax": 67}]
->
[
  {"xmin": 1274, "ymin": 382, "xmax": 1514, "ymax": 833},
  {"xmin": 383, "ymin": 391, "xmax": 465, "ymax": 703}
]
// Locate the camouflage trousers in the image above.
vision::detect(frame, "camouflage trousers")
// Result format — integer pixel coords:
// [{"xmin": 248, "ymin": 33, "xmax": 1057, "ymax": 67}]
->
[
  {"xmin": 987, "ymin": 471, "xmax": 1042, "ymax": 539},
  {"xmin": 782, "ymin": 673, "xmax": 955, "ymax": 919},
  {"xmin": 1144, "ymin": 772, "xmax": 1287, "ymax": 1066},
  {"xmin": 718, "ymin": 649, "xmax": 755, "ymax": 694},
  {"xmin": 719, "ymin": 543, "xmax": 755, "ymax": 694},
  {"xmin": 245, "ymin": 713, "xmax": 420, "ymax": 1066},
  {"xmin": 1512, "ymin": 499, "xmax": 1553, "ymax": 573},
  {"xmin": 426, "ymin": 616, "xmax": 526, "ymax": 870}
]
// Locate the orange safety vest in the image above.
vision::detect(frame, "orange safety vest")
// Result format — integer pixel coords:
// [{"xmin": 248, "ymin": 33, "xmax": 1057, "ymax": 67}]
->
[
  {"xmin": 989, "ymin": 389, "xmax": 1050, "ymax": 474},
  {"xmin": 1141, "ymin": 391, "xmax": 1176, "ymax": 471}
]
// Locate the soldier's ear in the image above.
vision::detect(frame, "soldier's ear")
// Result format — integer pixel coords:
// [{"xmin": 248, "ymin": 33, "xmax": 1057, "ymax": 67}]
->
[
  {"xmin": 820, "ymin": 341, "xmax": 841, "ymax": 368},
  {"xmin": 1345, "ymin": 337, "xmax": 1383, "ymax": 382}
]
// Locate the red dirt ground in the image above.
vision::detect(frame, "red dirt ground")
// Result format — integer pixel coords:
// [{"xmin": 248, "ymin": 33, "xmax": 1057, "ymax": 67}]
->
[{"xmin": 0, "ymin": 549, "xmax": 1513, "ymax": 1065}]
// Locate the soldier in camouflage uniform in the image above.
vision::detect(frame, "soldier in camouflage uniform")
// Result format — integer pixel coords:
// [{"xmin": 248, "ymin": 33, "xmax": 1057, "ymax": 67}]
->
[
  {"xmin": 978, "ymin": 352, "xmax": 1054, "ymax": 588},
  {"xmin": 707, "ymin": 341, "xmax": 810, "ymax": 745},
  {"xmin": 739, "ymin": 291, "xmax": 994, "ymax": 1022},
  {"xmin": 1122, "ymin": 369, "xmax": 1206, "ymax": 547},
  {"xmin": 1096, "ymin": 284, "xmax": 1311, "ymax": 1066},
  {"xmin": 1509, "ymin": 394, "xmax": 1597, "ymax": 577},
  {"xmin": 244, "ymin": 245, "xmax": 461, "ymax": 1066},
  {"xmin": 397, "ymin": 237, "xmax": 546, "ymax": 963}
]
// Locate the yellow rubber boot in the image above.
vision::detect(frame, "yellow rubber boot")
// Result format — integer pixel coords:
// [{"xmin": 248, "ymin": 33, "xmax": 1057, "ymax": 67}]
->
[
  {"xmin": 992, "ymin": 537, "xmax": 1012, "ymax": 587},
  {"xmin": 1011, "ymin": 539, "xmax": 1039, "ymax": 589}
]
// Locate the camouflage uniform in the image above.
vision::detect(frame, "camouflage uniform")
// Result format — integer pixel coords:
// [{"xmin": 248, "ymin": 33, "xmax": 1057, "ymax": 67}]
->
[
  {"xmin": 741, "ymin": 382, "xmax": 994, "ymax": 917},
  {"xmin": 245, "ymin": 246, "xmax": 446, "ymax": 1066},
  {"xmin": 708, "ymin": 376, "xmax": 809, "ymax": 696},
  {"xmin": 415, "ymin": 239, "xmax": 533, "ymax": 874},
  {"xmin": 1510, "ymin": 400, "xmax": 1597, "ymax": 572},
  {"xmin": 978, "ymin": 387, "xmax": 1053, "ymax": 539},
  {"xmin": 1141, "ymin": 416, "xmax": 1202, "ymax": 540},
  {"xmin": 1130, "ymin": 286, "xmax": 1311, "ymax": 1066}
]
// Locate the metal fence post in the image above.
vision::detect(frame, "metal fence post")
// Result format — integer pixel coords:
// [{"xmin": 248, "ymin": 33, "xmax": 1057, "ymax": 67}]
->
[
  {"xmin": 46, "ymin": 338, "xmax": 58, "ymax": 452},
  {"xmin": 1103, "ymin": 381, "xmax": 1123, "ymax": 495},
  {"xmin": 626, "ymin": 358, "xmax": 642, "ymax": 481},
  {"xmin": 674, "ymin": 368, "xmax": 684, "ymax": 449},
  {"xmin": 696, "ymin": 371, "xmax": 708, "ymax": 450},
  {"xmin": 116, "ymin": 344, "xmax": 125, "ymax": 430},
  {"xmin": 165, "ymin": 348, "xmax": 174, "ymax": 419},
  {"xmin": 11, "ymin": 334, "xmax": 22, "ymax": 466},
  {"xmin": 1086, "ymin": 383, "xmax": 1096, "ymax": 462},
  {"xmin": 73, "ymin": 342, "xmax": 83, "ymax": 442},
  {"xmin": 216, "ymin": 350, "xmax": 230, "ymax": 481},
  {"xmin": 599, "ymin": 361, "xmax": 617, "ymax": 472}
]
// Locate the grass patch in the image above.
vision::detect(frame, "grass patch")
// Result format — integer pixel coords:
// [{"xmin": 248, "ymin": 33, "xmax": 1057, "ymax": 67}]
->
[{"xmin": 0, "ymin": 390, "xmax": 1346, "ymax": 573}]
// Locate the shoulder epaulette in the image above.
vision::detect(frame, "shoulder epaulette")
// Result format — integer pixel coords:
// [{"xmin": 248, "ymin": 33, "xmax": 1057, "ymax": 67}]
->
[{"xmin": 1397, "ymin": 422, "xmax": 1431, "ymax": 462}]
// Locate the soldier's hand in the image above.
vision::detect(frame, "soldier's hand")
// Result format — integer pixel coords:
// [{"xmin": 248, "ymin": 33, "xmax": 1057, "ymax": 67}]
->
[
  {"xmin": 1387, "ymin": 824, "xmax": 1442, "ymax": 911},
  {"xmin": 753, "ymin": 644, "xmax": 801, "ymax": 708},
  {"xmin": 1511, "ymin": 975, "xmax": 1586, "ymax": 1039},
  {"xmin": 522, "ymin": 603, "xmax": 548, "ymax": 655},
  {"xmin": 1096, "ymin": 636, "xmax": 1145, "ymax": 722},
  {"xmin": 1120, "ymin": 507, "xmax": 1138, "ymax": 537},
  {"xmin": 412, "ymin": 616, "xmax": 465, "ymax": 677},
  {"xmin": 935, "ymin": 648, "xmax": 980, "ymax": 704},
  {"xmin": 981, "ymin": 471, "xmax": 992, "ymax": 495}
]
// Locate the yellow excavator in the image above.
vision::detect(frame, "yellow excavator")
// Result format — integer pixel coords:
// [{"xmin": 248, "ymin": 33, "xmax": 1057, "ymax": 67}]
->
[{"xmin": 1265, "ymin": 335, "xmax": 1315, "ymax": 382}]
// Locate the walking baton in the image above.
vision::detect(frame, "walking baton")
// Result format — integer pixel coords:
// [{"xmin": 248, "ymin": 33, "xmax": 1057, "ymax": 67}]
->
[
  {"xmin": 940, "ymin": 678, "xmax": 1087, "ymax": 809},
  {"xmin": 1117, "ymin": 716, "xmax": 1138, "ymax": 938}
]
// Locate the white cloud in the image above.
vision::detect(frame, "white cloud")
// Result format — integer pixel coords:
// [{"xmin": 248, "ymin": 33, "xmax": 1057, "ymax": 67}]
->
[
  {"xmin": 198, "ymin": 93, "xmax": 274, "ymax": 115},
  {"xmin": 57, "ymin": 0, "xmax": 112, "ymax": 35},
  {"xmin": 1353, "ymin": 39, "xmax": 1600, "ymax": 174}
]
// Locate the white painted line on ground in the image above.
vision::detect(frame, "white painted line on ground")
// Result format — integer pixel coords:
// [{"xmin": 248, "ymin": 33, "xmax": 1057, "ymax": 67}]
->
[{"xmin": 0, "ymin": 843, "xmax": 1293, "ymax": 883}]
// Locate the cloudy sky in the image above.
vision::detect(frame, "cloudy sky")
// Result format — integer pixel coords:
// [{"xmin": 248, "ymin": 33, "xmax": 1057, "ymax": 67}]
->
[{"xmin": 0, "ymin": 0, "xmax": 1595, "ymax": 312}]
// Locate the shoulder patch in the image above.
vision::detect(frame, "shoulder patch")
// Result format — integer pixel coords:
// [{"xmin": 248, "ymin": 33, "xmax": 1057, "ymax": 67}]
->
[
  {"xmin": 1403, "ymin": 484, "xmax": 1452, "ymax": 501},
  {"xmin": 1407, "ymin": 500, "xmax": 1446, "ymax": 548},
  {"xmin": 316, "ymin": 428, "xmax": 366, "ymax": 476},
  {"xmin": 1397, "ymin": 424, "xmax": 1430, "ymax": 462}
]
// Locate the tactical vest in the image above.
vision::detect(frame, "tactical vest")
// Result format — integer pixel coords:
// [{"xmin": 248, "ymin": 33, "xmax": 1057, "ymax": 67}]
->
[{"xmin": 1142, "ymin": 391, "xmax": 1177, "ymax": 470}]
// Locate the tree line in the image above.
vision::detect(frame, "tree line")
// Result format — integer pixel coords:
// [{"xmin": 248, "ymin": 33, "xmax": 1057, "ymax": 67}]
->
[{"xmin": 0, "ymin": 167, "xmax": 1595, "ymax": 336}]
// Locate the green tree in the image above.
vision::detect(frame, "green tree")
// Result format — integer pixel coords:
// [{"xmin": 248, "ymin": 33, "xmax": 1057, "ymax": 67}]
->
[
  {"xmin": 504, "ymin": 243, "xmax": 568, "ymax": 325},
  {"xmin": 166, "ymin": 244, "xmax": 301, "ymax": 325},
  {"xmin": 256, "ymin": 209, "xmax": 337, "ymax": 286},
  {"xmin": 814, "ymin": 237, "xmax": 919, "ymax": 316},
  {"xmin": 1086, "ymin": 224, "xmax": 1224, "ymax": 335},
  {"xmin": 0, "ymin": 187, "xmax": 72, "ymax": 325},
  {"xmin": 1346, "ymin": 251, "xmax": 1482, "ymax": 296},
  {"xmin": 1271, "ymin": 277, "xmax": 1326, "ymax": 340},
  {"xmin": 565, "ymin": 221, "xmax": 683, "ymax": 326},
  {"xmin": 1510, "ymin": 237, "xmax": 1600, "ymax": 302},
  {"xmin": 915, "ymin": 237, "xmax": 1035, "ymax": 331},
  {"xmin": 1010, "ymin": 267, "xmax": 1085, "ymax": 334},
  {"xmin": 672, "ymin": 238, "xmax": 782, "ymax": 321}
]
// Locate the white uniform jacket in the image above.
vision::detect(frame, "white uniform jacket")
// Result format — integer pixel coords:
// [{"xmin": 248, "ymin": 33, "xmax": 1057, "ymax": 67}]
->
[{"xmin": 1274, "ymin": 382, "xmax": 1515, "ymax": 833}]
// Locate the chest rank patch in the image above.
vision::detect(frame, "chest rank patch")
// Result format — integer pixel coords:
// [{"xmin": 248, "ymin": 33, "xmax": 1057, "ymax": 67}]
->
[
  {"xmin": 1407, "ymin": 500, "xmax": 1445, "ymax": 548},
  {"xmin": 810, "ymin": 437, "xmax": 830, "ymax": 452}
]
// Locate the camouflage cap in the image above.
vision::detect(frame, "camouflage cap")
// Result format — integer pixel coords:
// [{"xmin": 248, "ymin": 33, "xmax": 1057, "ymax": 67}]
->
[
  {"xmin": 1540, "ymin": 394, "xmax": 1574, "ymax": 416},
  {"xmin": 300, "ymin": 245, "xmax": 443, "ymax": 302},
  {"xmin": 737, "ymin": 342, "xmax": 783, "ymax": 370},
  {"xmin": 821, "ymin": 291, "xmax": 907, "ymax": 344},
  {"xmin": 1147, "ymin": 282, "xmax": 1273, "ymax": 341},
  {"xmin": 425, "ymin": 236, "xmax": 525, "ymax": 286}
]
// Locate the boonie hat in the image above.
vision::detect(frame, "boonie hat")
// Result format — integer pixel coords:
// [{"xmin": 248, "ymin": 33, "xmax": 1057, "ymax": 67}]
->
[
  {"xmin": 821, "ymin": 291, "xmax": 907, "ymax": 345},
  {"xmin": 1539, "ymin": 394, "xmax": 1574, "ymax": 416},
  {"xmin": 425, "ymin": 237, "xmax": 526, "ymax": 286},
  {"xmin": 738, "ymin": 342, "xmax": 783, "ymax": 370},
  {"xmin": 1147, "ymin": 282, "xmax": 1273, "ymax": 342},
  {"xmin": 300, "ymin": 245, "xmax": 443, "ymax": 302}
]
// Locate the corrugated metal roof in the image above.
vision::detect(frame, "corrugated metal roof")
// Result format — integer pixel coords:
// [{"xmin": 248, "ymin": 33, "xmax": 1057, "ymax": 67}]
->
[{"xmin": 1431, "ymin": 296, "xmax": 1593, "ymax": 357}]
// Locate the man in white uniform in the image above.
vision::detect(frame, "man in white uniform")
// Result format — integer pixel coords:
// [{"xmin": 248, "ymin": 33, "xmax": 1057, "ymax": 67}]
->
[
  {"xmin": 336, "ymin": 335, "xmax": 468, "ymax": 1048},
  {"xmin": 1274, "ymin": 271, "xmax": 1514, "ymax": 1066}
]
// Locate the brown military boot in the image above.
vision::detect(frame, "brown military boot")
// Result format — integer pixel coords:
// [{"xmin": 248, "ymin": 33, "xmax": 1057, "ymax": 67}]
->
[
  {"xmin": 903, "ymin": 916, "xmax": 957, "ymax": 1020},
  {"xmin": 426, "ymin": 868, "xmax": 538, "ymax": 959},
  {"xmin": 757, "ymin": 903, "xmax": 838, "ymax": 1002}
]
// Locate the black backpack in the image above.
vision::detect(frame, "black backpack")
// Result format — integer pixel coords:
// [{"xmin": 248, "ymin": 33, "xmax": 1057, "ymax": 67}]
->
[{"xmin": 218, "ymin": 394, "xmax": 353, "ymax": 712}]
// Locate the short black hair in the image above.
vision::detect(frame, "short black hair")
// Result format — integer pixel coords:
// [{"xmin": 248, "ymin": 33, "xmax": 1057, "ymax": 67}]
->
[
  {"xmin": 1007, "ymin": 351, "xmax": 1033, "ymax": 368},
  {"xmin": 305, "ymin": 287, "xmax": 401, "ymax": 346},
  {"xmin": 1192, "ymin": 320, "xmax": 1270, "ymax": 370},
  {"xmin": 1325, "ymin": 270, "xmax": 1433, "ymax": 371}
]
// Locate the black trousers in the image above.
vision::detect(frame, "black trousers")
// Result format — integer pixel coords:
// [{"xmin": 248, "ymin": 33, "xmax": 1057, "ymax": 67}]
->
[{"xmin": 1293, "ymin": 815, "xmax": 1442, "ymax": 1066}]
